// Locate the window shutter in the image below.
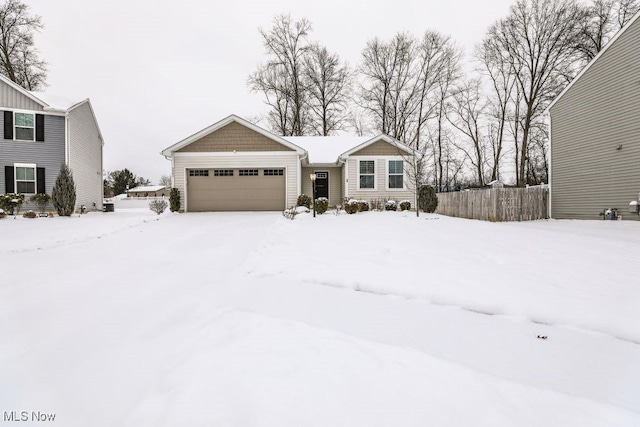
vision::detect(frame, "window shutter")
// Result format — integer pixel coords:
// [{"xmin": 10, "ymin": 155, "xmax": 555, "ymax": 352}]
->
[
  {"xmin": 36, "ymin": 114, "xmax": 45, "ymax": 141},
  {"xmin": 4, "ymin": 111, "xmax": 13, "ymax": 140},
  {"xmin": 37, "ymin": 167, "xmax": 45, "ymax": 194},
  {"xmin": 5, "ymin": 166, "xmax": 14, "ymax": 193}
]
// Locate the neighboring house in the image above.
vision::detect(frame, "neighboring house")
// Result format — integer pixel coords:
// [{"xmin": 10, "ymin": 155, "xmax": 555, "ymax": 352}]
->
[
  {"xmin": 0, "ymin": 74, "xmax": 104, "ymax": 211},
  {"xmin": 127, "ymin": 185, "xmax": 170, "ymax": 198},
  {"xmin": 547, "ymin": 11, "xmax": 640, "ymax": 220},
  {"xmin": 161, "ymin": 114, "xmax": 415, "ymax": 212}
]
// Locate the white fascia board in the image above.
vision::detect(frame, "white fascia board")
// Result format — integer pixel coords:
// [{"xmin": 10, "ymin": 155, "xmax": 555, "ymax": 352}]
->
[{"xmin": 0, "ymin": 74, "xmax": 49, "ymax": 108}]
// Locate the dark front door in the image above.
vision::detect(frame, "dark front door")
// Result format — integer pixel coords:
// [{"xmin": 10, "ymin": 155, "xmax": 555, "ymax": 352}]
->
[{"xmin": 315, "ymin": 171, "xmax": 329, "ymax": 199}]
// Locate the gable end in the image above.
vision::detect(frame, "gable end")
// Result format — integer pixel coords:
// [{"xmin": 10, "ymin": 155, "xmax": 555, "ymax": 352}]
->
[
  {"xmin": 350, "ymin": 139, "xmax": 406, "ymax": 156},
  {"xmin": 176, "ymin": 121, "xmax": 295, "ymax": 153}
]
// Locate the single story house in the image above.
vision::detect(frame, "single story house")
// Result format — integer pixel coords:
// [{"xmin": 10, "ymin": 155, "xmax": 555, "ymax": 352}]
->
[
  {"xmin": 546, "ymin": 10, "xmax": 640, "ymax": 220},
  {"xmin": 161, "ymin": 114, "xmax": 415, "ymax": 212},
  {"xmin": 127, "ymin": 185, "xmax": 171, "ymax": 198}
]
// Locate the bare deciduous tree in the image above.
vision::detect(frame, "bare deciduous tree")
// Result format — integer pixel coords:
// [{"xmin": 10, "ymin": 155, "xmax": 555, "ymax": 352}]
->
[
  {"xmin": 249, "ymin": 14, "xmax": 311, "ymax": 136},
  {"xmin": 575, "ymin": 0, "xmax": 640, "ymax": 62},
  {"xmin": 486, "ymin": 0, "xmax": 587, "ymax": 186},
  {"xmin": 304, "ymin": 44, "xmax": 351, "ymax": 135},
  {"xmin": 0, "ymin": 0, "xmax": 47, "ymax": 90},
  {"xmin": 447, "ymin": 78, "xmax": 488, "ymax": 186},
  {"xmin": 159, "ymin": 175, "xmax": 172, "ymax": 187}
]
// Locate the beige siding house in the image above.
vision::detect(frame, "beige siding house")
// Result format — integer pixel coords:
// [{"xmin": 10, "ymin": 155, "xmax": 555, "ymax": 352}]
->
[
  {"xmin": 547, "ymin": 11, "xmax": 640, "ymax": 220},
  {"xmin": 161, "ymin": 115, "xmax": 416, "ymax": 212}
]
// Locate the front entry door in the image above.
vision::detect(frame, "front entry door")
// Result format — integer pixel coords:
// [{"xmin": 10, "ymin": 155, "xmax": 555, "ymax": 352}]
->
[{"xmin": 315, "ymin": 171, "xmax": 329, "ymax": 199}]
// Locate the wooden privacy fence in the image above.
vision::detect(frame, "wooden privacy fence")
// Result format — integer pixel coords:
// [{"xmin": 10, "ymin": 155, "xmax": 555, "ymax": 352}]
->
[{"xmin": 435, "ymin": 186, "xmax": 549, "ymax": 222}]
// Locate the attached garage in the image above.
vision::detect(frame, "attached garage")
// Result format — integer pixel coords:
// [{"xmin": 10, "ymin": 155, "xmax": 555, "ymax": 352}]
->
[{"xmin": 186, "ymin": 168, "xmax": 286, "ymax": 212}]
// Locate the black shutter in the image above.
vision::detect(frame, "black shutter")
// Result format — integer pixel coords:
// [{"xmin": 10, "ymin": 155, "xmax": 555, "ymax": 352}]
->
[
  {"xmin": 37, "ymin": 167, "xmax": 45, "ymax": 194},
  {"xmin": 4, "ymin": 111, "xmax": 13, "ymax": 140},
  {"xmin": 5, "ymin": 166, "xmax": 14, "ymax": 193},
  {"xmin": 36, "ymin": 114, "xmax": 45, "ymax": 141}
]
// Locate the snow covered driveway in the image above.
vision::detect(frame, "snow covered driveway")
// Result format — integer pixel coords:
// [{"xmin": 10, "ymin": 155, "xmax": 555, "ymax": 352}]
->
[{"xmin": 1, "ymin": 209, "xmax": 639, "ymax": 426}]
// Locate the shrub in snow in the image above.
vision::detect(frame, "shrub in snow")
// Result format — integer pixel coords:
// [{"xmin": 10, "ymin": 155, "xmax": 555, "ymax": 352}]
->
[
  {"xmin": 358, "ymin": 200, "xmax": 370, "ymax": 212},
  {"xmin": 399, "ymin": 200, "xmax": 411, "ymax": 211},
  {"xmin": 344, "ymin": 199, "xmax": 360, "ymax": 214},
  {"xmin": 296, "ymin": 194, "xmax": 311, "ymax": 208},
  {"xmin": 419, "ymin": 185, "xmax": 438, "ymax": 213},
  {"xmin": 149, "ymin": 199, "xmax": 168, "ymax": 215},
  {"xmin": 315, "ymin": 197, "xmax": 329, "ymax": 214},
  {"xmin": 385, "ymin": 200, "xmax": 397, "ymax": 211},
  {"xmin": 282, "ymin": 207, "xmax": 298, "ymax": 220},
  {"xmin": 0, "ymin": 208, "xmax": 5, "ymax": 219},
  {"xmin": 0, "ymin": 193, "xmax": 24, "ymax": 215},
  {"xmin": 52, "ymin": 164, "xmax": 77, "ymax": 216},
  {"xmin": 23, "ymin": 210, "xmax": 37, "ymax": 219},
  {"xmin": 169, "ymin": 188, "xmax": 181, "ymax": 212},
  {"xmin": 30, "ymin": 193, "xmax": 51, "ymax": 214}
]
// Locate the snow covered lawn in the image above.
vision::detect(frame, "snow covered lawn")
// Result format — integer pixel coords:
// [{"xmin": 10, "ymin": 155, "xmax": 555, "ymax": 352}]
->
[{"xmin": 1, "ymin": 208, "xmax": 639, "ymax": 426}]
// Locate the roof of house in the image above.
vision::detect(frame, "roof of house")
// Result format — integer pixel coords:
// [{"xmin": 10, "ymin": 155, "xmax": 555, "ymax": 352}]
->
[
  {"xmin": 127, "ymin": 186, "xmax": 168, "ymax": 193},
  {"xmin": 283, "ymin": 136, "xmax": 371, "ymax": 164},
  {"xmin": 0, "ymin": 74, "xmax": 104, "ymax": 141},
  {"xmin": 29, "ymin": 91, "xmax": 87, "ymax": 112},
  {"xmin": 546, "ymin": 9, "xmax": 640, "ymax": 113},
  {"xmin": 161, "ymin": 114, "xmax": 306, "ymax": 157},
  {"xmin": 161, "ymin": 114, "xmax": 416, "ymax": 163}
]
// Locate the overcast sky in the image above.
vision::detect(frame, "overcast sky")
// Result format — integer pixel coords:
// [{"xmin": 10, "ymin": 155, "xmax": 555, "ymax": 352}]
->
[{"xmin": 27, "ymin": 0, "xmax": 515, "ymax": 183}]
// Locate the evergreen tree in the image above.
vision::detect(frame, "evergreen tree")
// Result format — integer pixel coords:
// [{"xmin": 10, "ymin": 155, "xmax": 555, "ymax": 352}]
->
[{"xmin": 52, "ymin": 164, "xmax": 76, "ymax": 216}]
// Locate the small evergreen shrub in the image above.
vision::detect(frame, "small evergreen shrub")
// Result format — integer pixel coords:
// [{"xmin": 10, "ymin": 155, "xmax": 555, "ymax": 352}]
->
[
  {"xmin": 52, "ymin": 164, "xmax": 77, "ymax": 216},
  {"xmin": 385, "ymin": 200, "xmax": 398, "ymax": 211},
  {"xmin": 419, "ymin": 185, "xmax": 438, "ymax": 213},
  {"xmin": 297, "ymin": 194, "xmax": 312, "ymax": 208},
  {"xmin": 344, "ymin": 199, "xmax": 360, "ymax": 214},
  {"xmin": 169, "ymin": 188, "xmax": 181, "ymax": 212},
  {"xmin": 23, "ymin": 210, "xmax": 37, "ymax": 219},
  {"xmin": 149, "ymin": 199, "xmax": 168, "ymax": 215},
  {"xmin": 0, "ymin": 193, "xmax": 24, "ymax": 215},
  {"xmin": 315, "ymin": 197, "xmax": 329, "ymax": 214},
  {"xmin": 0, "ymin": 209, "xmax": 5, "ymax": 219},
  {"xmin": 358, "ymin": 200, "xmax": 370, "ymax": 212},
  {"xmin": 399, "ymin": 200, "xmax": 411, "ymax": 211},
  {"xmin": 30, "ymin": 193, "xmax": 51, "ymax": 214}
]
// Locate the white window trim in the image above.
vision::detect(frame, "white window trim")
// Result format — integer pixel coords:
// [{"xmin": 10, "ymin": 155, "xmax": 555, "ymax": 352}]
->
[
  {"xmin": 14, "ymin": 163, "xmax": 37, "ymax": 194},
  {"xmin": 358, "ymin": 160, "xmax": 377, "ymax": 190},
  {"xmin": 14, "ymin": 111, "xmax": 36, "ymax": 142},
  {"xmin": 387, "ymin": 159, "xmax": 405, "ymax": 190}
]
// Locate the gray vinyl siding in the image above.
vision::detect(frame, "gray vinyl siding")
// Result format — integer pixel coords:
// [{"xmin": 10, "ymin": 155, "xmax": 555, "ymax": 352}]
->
[
  {"xmin": 0, "ymin": 82, "xmax": 44, "ymax": 111},
  {"xmin": 68, "ymin": 101, "xmax": 104, "ymax": 210},
  {"xmin": 0, "ymin": 114, "xmax": 65, "ymax": 210},
  {"xmin": 549, "ymin": 16, "xmax": 640, "ymax": 220}
]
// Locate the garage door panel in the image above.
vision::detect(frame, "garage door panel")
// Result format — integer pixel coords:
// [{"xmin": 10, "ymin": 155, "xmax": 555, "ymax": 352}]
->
[{"xmin": 187, "ymin": 169, "xmax": 285, "ymax": 211}]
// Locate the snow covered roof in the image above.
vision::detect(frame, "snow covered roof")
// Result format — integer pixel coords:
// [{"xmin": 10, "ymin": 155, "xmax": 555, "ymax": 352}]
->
[
  {"xmin": 283, "ymin": 136, "xmax": 371, "ymax": 164},
  {"xmin": 127, "ymin": 186, "xmax": 168, "ymax": 193},
  {"xmin": 29, "ymin": 91, "xmax": 87, "ymax": 112}
]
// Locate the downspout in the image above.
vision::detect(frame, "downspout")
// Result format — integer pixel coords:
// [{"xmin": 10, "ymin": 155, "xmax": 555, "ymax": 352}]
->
[
  {"xmin": 298, "ymin": 151, "xmax": 308, "ymax": 198},
  {"xmin": 548, "ymin": 114, "xmax": 552, "ymax": 219},
  {"xmin": 338, "ymin": 156, "xmax": 348, "ymax": 199}
]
